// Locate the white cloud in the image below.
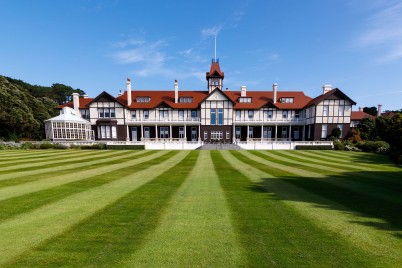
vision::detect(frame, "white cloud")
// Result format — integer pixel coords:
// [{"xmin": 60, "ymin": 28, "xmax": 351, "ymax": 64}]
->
[
  {"xmin": 201, "ymin": 25, "xmax": 223, "ymax": 39},
  {"xmin": 357, "ymin": 2, "xmax": 402, "ymax": 63}
]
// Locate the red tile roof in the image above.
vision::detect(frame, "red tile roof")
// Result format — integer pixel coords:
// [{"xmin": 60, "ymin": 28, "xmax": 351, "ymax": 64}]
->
[
  {"xmin": 206, "ymin": 62, "xmax": 224, "ymax": 78},
  {"xmin": 307, "ymin": 88, "xmax": 356, "ymax": 107},
  {"xmin": 351, "ymin": 111, "xmax": 375, "ymax": 120},
  {"xmin": 58, "ymin": 97, "xmax": 94, "ymax": 109}
]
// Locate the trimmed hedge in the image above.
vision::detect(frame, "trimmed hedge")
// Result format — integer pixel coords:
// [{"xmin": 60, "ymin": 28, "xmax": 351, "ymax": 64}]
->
[
  {"xmin": 106, "ymin": 144, "xmax": 145, "ymax": 150},
  {"xmin": 295, "ymin": 145, "xmax": 333, "ymax": 150}
]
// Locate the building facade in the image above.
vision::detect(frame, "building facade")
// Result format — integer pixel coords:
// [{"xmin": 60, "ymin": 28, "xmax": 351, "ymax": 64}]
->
[{"xmin": 57, "ymin": 60, "xmax": 356, "ymax": 144}]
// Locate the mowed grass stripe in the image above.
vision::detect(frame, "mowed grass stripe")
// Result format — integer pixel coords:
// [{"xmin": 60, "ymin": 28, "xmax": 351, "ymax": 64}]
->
[
  {"xmin": 214, "ymin": 151, "xmax": 374, "ymax": 267},
  {"xmin": 225, "ymin": 151, "xmax": 402, "ymax": 266},
  {"xmin": 0, "ymin": 150, "xmax": 76, "ymax": 161},
  {"xmin": 0, "ymin": 151, "xmax": 180, "ymax": 223},
  {"xmin": 0, "ymin": 150, "xmax": 164, "ymax": 201},
  {"xmin": 123, "ymin": 150, "xmax": 244, "ymax": 267},
  {"xmin": 0, "ymin": 150, "xmax": 120, "ymax": 172},
  {"xmin": 5, "ymin": 151, "xmax": 199, "ymax": 268},
  {"xmin": 0, "ymin": 150, "xmax": 190, "ymax": 265},
  {"xmin": 276, "ymin": 150, "xmax": 402, "ymax": 193},
  {"xmin": 0, "ymin": 149, "xmax": 150, "ymax": 183}
]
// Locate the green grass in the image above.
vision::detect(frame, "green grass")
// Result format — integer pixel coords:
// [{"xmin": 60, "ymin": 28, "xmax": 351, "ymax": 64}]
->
[{"xmin": 0, "ymin": 149, "xmax": 401, "ymax": 267}]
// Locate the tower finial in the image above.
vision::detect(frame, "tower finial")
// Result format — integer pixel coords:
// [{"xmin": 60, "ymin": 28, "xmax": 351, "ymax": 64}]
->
[{"xmin": 214, "ymin": 34, "xmax": 217, "ymax": 62}]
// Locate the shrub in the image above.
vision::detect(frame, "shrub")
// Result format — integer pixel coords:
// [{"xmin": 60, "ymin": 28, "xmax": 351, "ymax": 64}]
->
[
  {"xmin": 81, "ymin": 143, "xmax": 106, "ymax": 150},
  {"xmin": 40, "ymin": 143, "xmax": 54, "ymax": 149},
  {"xmin": 356, "ymin": 140, "xmax": 390, "ymax": 153},
  {"xmin": 106, "ymin": 144, "xmax": 145, "ymax": 150},
  {"xmin": 295, "ymin": 145, "xmax": 333, "ymax": 150},
  {"xmin": 20, "ymin": 142, "xmax": 33, "ymax": 149},
  {"xmin": 333, "ymin": 141, "xmax": 345, "ymax": 150},
  {"xmin": 53, "ymin": 143, "xmax": 69, "ymax": 149},
  {"xmin": 345, "ymin": 145, "xmax": 362, "ymax": 152}
]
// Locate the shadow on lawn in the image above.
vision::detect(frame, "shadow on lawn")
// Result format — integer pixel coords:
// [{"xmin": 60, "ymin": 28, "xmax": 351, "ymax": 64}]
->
[{"xmin": 249, "ymin": 169, "xmax": 402, "ymax": 239}]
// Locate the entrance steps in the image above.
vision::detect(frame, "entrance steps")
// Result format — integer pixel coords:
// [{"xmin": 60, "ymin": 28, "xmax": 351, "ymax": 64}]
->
[{"xmin": 197, "ymin": 143, "xmax": 243, "ymax": 150}]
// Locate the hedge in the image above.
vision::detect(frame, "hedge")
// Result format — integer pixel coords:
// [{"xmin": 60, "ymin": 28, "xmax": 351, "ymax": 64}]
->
[
  {"xmin": 105, "ymin": 144, "xmax": 145, "ymax": 150},
  {"xmin": 295, "ymin": 145, "xmax": 333, "ymax": 150}
]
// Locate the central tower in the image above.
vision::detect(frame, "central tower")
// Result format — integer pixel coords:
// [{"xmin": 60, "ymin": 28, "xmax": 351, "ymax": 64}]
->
[{"xmin": 206, "ymin": 35, "xmax": 224, "ymax": 93}]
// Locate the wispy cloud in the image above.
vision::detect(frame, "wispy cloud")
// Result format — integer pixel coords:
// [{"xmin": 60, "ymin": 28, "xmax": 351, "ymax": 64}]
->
[
  {"xmin": 357, "ymin": 2, "xmax": 402, "ymax": 63},
  {"xmin": 201, "ymin": 25, "xmax": 223, "ymax": 39}
]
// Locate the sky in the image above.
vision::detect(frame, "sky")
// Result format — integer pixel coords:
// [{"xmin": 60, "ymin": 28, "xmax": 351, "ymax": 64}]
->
[{"xmin": 1, "ymin": 0, "xmax": 402, "ymax": 111}]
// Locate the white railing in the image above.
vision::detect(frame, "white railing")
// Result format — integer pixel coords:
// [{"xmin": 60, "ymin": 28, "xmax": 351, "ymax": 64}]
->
[
  {"xmin": 234, "ymin": 118, "xmax": 305, "ymax": 123},
  {"xmin": 128, "ymin": 117, "xmax": 200, "ymax": 123}
]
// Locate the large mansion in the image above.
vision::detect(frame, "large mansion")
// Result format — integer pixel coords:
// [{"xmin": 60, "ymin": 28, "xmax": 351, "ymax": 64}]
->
[{"xmin": 47, "ymin": 59, "xmax": 358, "ymax": 148}]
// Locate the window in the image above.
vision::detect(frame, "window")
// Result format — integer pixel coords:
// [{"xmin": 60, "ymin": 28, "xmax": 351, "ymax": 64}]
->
[
  {"xmin": 179, "ymin": 127, "xmax": 184, "ymax": 139},
  {"xmin": 144, "ymin": 110, "xmax": 149, "ymax": 120},
  {"xmin": 248, "ymin": 110, "xmax": 254, "ymax": 120},
  {"xmin": 295, "ymin": 111, "xmax": 300, "ymax": 118},
  {"xmin": 263, "ymin": 110, "xmax": 273, "ymax": 120},
  {"xmin": 210, "ymin": 109, "xmax": 216, "ymax": 125},
  {"xmin": 294, "ymin": 127, "xmax": 299, "ymax": 140},
  {"xmin": 131, "ymin": 110, "xmax": 136, "ymax": 120},
  {"xmin": 280, "ymin": 97, "xmax": 294, "ymax": 103},
  {"xmin": 283, "ymin": 110, "xmax": 288, "ymax": 119},
  {"xmin": 239, "ymin": 97, "xmax": 252, "ymax": 103},
  {"xmin": 179, "ymin": 97, "xmax": 193, "ymax": 103},
  {"xmin": 323, "ymin": 105, "xmax": 329, "ymax": 116},
  {"xmin": 248, "ymin": 127, "xmax": 253, "ymax": 138},
  {"xmin": 308, "ymin": 125, "xmax": 311, "ymax": 139},
  {"xmin": 226, "ymin": 131, "xmax": 230, "ymax": 139},
  {"xmin": 136, "ymin": 96, "xmax": 150, "ymax": 103},
  {"xmin": 191, "ymin": 110, "xmax": 197, "ymax": 118},
  {"xmin": 97, "ymin": 125, "xmax": 117, "ymax": 139},
  {"xmin": 144, "ymin": 127, "xmax": 150, "ymax": 138},
  {"xmin": 236, "ymin": 110, "xmax": 241, "ymax": 120},
  {"xmin": 211, "ymin": 131, "xmax": 223, "ymax": 139},
  {"xmin": 81, "ymin": 109, "xmax": 90, "ymax": 119},
  {"xmin": 159, "ymin": 109, "xmax": 169, "ymax": 120},
  {"xmin": 204, "ymin": 131, "xmax": 208, "ymax": 140},
  {"xmin": 337, "ymin": 124, "xmax": 343, "ymax": 138},
  {"xmin": 218, "ymin": 108, "xmax": 223, "ymax": 125},
  {"xmin": 98, "ymin": 108, "xmax": 115, "ymax": 118},
  {"xmin": 235, "ymin": 127, "xmax": 241, "ymax": 140},
  {"xmin": 160, "ymin": 127, "xmax": 169, "ymax": 139},
  {"xmin": 281, "ymin": 127, "xmax": 288, "ymax": 138},
  {"xmin": 263, "ymin": 127, "xmax": 272, "ymax": 139},
  {"xmin": 321, "ymin": 124, "xmax": 328, "ymax": 139},
  {"xmin": 338, "ymin": 106, "xmax": 345, "ymax": 116},
  {"xmin": 179, "ymin": 110, "xmax": 184, "ymax": 120}
]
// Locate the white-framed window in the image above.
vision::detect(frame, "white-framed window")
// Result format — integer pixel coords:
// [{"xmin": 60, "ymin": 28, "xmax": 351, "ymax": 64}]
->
[
  {"xmin": 294, "ymin": 127, "xmax": 299, "ymax": 140},
  {"xmin": 210, "ymin": 109, "xmax": 216, "ymax": 125},
  {"xmin": 235, "ymin": 127, "xmax": 241, "ymax": 140},
  {"xmin": 281, "ymin": 127, "xmax": 288, "ymax": 138},
  {"xmin": 191, "ymin": 110, "xmax": 197, "ymax": 118},
  {"xmin": 179, "ymin": 127, "xmax": 184, "ymax": 139},
  {"xmin": 97, "ymin": 125, "xmax": 117, "ymax": 139},
  {"xmin": 81, "ymin": 109, "xmax": 90, "ymax": 119},
  {"xmin": 204, "ymin": 131, "xmax": 208, "ymax": 140},
  {"xmin": 236, "ymin": 110, "xmax": 241, "ymax": 120},
  {"xmin": 283, "ymin": 110, "xmax": 288, "ymax": 119},
  {"xmin": 211, "ymin": 131, "xmax": 223, "ymax": 140},
  {"xmin": 295, "ymin": 111, "xmax": 300, "ymax": 118},
  {"xmin": 239, "ymin": 97, "xmax": 252, "ymax": 103},
  {"xmin": 337, "ymin": 124, "xmax": 343, "ymax": 138},
  {"xmin": 144, "ymin": 127, "xmax": 150, "ymax": 138},
  {"xmin": 144, "ymin": 110, "xmax": 149, "ymax": 120},
  {"xmin": 226, "ymin": 131, "xmax": 230, "ymax": 139},
  {"xmin": 218, "ymin": 108, "xmax": 223, "ymax": 125},
  {"xmin": 98, "ymin": 108, "xmax": 115, "ymax": 118},
  {"xmin": 323, "ymin": 105, "xmax": 329, "ymax": 116},
  {"xmin": 321, "ymin": 124, "xmax": 328, "ymax": 139},
  {"xmin": 280, "ymin": 97, "xmax": 294, "ymax": 103},
  {"xmin": 338, "ymin": 106, "xmax": 345, "ymax": 116},
  {"xmin": 160, "ymin": 127, "xmax": 169, "ymax": 139},
  {"xmin": 248, "ymin": 110, "xmax": 254, "ymax": 120},
  {"xmin": 178, "ymin": 110, "xmax": 184, "ymax": 120},
  {"xmin": 136, "ymin": 96, "xmax": 150, "ymax": 103},
  {"xmin": 131, "ymin": 110, "xmax": 136, "ymax": 119},
  {"xmin": 159, "ymin": 109, "xmax": 169, "ymax": 120},
  {"xmin": 248, "ymin": 127, "xmax": 253, "ymax": 138},
  {"xmin": 179, "ymin": 97, "xmax": 193, "ymax": 103}
]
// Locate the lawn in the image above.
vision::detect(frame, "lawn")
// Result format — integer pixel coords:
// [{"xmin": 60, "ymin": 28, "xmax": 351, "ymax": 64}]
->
[{"xmin": 0, "ymin": 149, "xmax": 401, "ymax": 267}]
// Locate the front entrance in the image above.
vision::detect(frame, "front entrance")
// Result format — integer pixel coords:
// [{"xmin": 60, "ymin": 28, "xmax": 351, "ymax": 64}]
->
[{"xmin": 191, "ymin": 127, "xmax": 197, "ymax": 141}]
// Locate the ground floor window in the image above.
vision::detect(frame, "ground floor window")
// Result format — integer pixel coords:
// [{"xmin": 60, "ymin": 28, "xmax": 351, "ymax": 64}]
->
[
  {"xmin": 144, "ymin": 127, "xmax": 150, "ymax": 138},
  {"xmin": 160, "ymin": 127, "xmax": 169, "ymax": 139},
  {"xmin": 97, "ymin": 125, "xmax": 117, "ymax": 139},
  {"xmin": 204, "ymin": 131, "xmax": 208, "ymax": 140},
  {"xmin": 281, "ymin": 127, "xmax": 287, "ymax": 138},
  {"xmin": 179, "ymin": 127, "xmax": 184, "ymax": 139},
  {"xmin": 211, "ymin": 131, "xmax": 223, "ymax": 140},
  {"xmin": 263, "ymin": 126, "xmax": 272, "ymax": 139},
  {"xmin": 248, "ymin": 127, "xmax": 253, "ymax": 138},
  {"xmin": 321, "ymin": 124, "xmax": 328, "ymax": 139},
  {"xmin": 226, "ymin": 131, "xmax": 230, "ymax": 140},
  {"xmin": 235, "ymin": 127, "xmax": 241, "ymax": 140},
  {"xmin": 337, "ymin": 124, "xmax": 343, "ymax": 138},
  {"xmin": 294, "ymin": 127, "xmax": 299, "ymax": 140}
]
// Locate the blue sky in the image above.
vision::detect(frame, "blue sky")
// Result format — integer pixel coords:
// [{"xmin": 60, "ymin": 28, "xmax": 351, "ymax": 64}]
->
[{"xmin": 1, "ymin": 0, "xmax": 402, "ymax": 111}]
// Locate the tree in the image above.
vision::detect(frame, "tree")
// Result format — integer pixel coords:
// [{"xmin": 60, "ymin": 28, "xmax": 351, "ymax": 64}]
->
[
  {"xmin": 357, "ymin": 117, "xmax": 376, "ymax": 140},
  {"xmin": 363, "ymin": 106, "xmax": 378, "ymax": 116},
  {"xmin": 331, "ymin": 127, "xmax": 341, "ymax": 140}
]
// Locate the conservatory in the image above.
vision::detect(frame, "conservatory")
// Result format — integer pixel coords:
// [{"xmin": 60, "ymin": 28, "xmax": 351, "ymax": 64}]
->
[{"xmin": 45, "ymin": 107, "xmax": 94, "ymax": 141}]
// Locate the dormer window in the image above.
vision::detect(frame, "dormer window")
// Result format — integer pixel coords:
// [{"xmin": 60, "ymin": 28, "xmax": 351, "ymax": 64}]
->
[
  {"xmin": 239, "ymin": 97, "xmax": 252, "ymax": 103},
  {"xmin": 179, "ymin": 97, "xmax": 193, "ymax": 103},
  {"xmin": 136, "ymin": 96, "xmax": 150, "ymax": 103},
  {"xmin": 280, "ymin": 97, "xmax": 294, "ymax": 103}
]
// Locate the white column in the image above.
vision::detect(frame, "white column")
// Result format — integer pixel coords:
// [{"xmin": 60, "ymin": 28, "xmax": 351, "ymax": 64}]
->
[
  {"xmin": 275, "ymin": 124, "xmax": 278, "ymax": 141},
  {"xmin": 141, "ymin": 124, "xmax": 144, "ymax": 140},
  {"xmin": 184, "ymin": 125, "xmax": 187, "ymax": 141},
  {"xmin": 302, "ymin": 125, "xmax": 305, "ymax": 141},
  {"xmin": 289, "ymin": 125, "xmax": 292, "ymax": 141},
  {"xmin": 247, "ymin": 125, "xmax": 250, "ymax": 142},
  {"xmin": 261, "ymin": 125, "xmax": 263, "ymax": 142},
  {"xmin": 170, "ymin": 124, "xmax": 172, "ymax": 141},
  {"xmin": 126, "ymin": 125, "xmax": 130, "ymax": 141},
  {"xmin": 198, "ymin": 126, "xmax": 201, "ymax": 141},
  {"xmin": 155, "ymin": 125, "xmax": 158, "ymax": 140},
  {"xmin": 233, "ymin": 124, "xmax": 236, "ymax": 143}
]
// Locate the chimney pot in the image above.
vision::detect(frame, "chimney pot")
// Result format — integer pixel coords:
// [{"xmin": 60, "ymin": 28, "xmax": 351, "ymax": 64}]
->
[
  {"xmin": 174, "ymin": 80, "xmax": 179, "ymax": 103},
  {"xmin": 126, "ymin": 78, "xmax": 132, "ymax": 106}
]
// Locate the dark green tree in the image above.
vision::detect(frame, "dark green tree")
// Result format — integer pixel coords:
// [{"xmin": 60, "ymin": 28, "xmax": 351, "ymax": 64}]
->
[
  {"xmin": 357, "ymin": 117, "xmax": 376, "ymax": 140},
  {"xmin": 363, "ymin": 106, "xmax": 378, "ymax": 116}
]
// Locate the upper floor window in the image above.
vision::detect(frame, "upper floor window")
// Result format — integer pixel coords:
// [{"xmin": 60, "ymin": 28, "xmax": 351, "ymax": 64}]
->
[
  {"xmin": 179, "ymin": 97, "xmax": 193, "ymax": 103},
  {"xmin": 236, "ymin": 110, "xmax": 241, "ymax": 120},
  {"xmin": 248, "ymin": 110, "xmax": 254, "ymax": 119},
  {"xmin": 98, "ymin": 108, "xmax": 115, "ymax": 118},
  {"xmin": 159, "ymin": 109, "xmax": 169, "ymax": 120},
  {"xmin": 210, "ymin": 109, "xmax": 216, "ymax": 125},
  {"xmin": 218, "ymin": 108, "xmax": 223, "ymax": 125},
  {"xmin": 283, "ymin": 110, "xmax": 288, "ymax": 119},
  {"xmin": 179, "ymin": 110, "xmax": 184, "ymax": 120},
  {"xmin": 144, "ymin": 109, "xmax": 149, "ymax": 120},
  {"xmin": 295, "ymin": 111, "xmax": 300, "ymax": 118},
  {"xmin": 338, "ymin": 106, "xmax": 345, "ymax": 116},
  {"xmin": 81, "ymin": 109, "xmax": 90, "ymax": 119},
  {"xmin": 239, "ymin": 97, "xmax": 252, "ymax": 103},
  {"xmin": 131, "ymin": 110, "xmax": 136, "ymax": 119},
  {"xmin": 280, "ymin": 97, "xmax": 294, "ymax": 103},
  {"xmin": 191, "ymin": 110, "xmax": 197, "ymax": 118},
  {"xmin": 323, "ymin": 105, "xmax": 329, "ymax": 116},
  {"xmin": 136, "ymin": 96, "xmax": 150, "ymax": 103}
]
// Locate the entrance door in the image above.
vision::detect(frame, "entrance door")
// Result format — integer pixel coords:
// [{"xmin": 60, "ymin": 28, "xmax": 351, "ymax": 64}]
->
[
  {"xmin": 131, "ymin": 127, "xmax": 137, "ymax": 141},
  {"xmin": 263, "ymin": 126, "xmax": 272, "ymax": 139},
  {"xmin": 191, "ymin": 127, "xmax": 197, "ymax": 141},
  {"xmin": 160, "ymin": 127, "xmax": 169, "ymax": 139},
  {"xmin": 144, "ymin": 127, "xmax": 150, "ymax": 139}
]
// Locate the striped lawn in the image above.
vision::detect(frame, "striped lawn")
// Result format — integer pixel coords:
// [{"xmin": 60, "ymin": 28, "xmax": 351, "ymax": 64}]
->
[{"xmin": 0, "ymin": 149, "xmax": 401, "ymax": 267}]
